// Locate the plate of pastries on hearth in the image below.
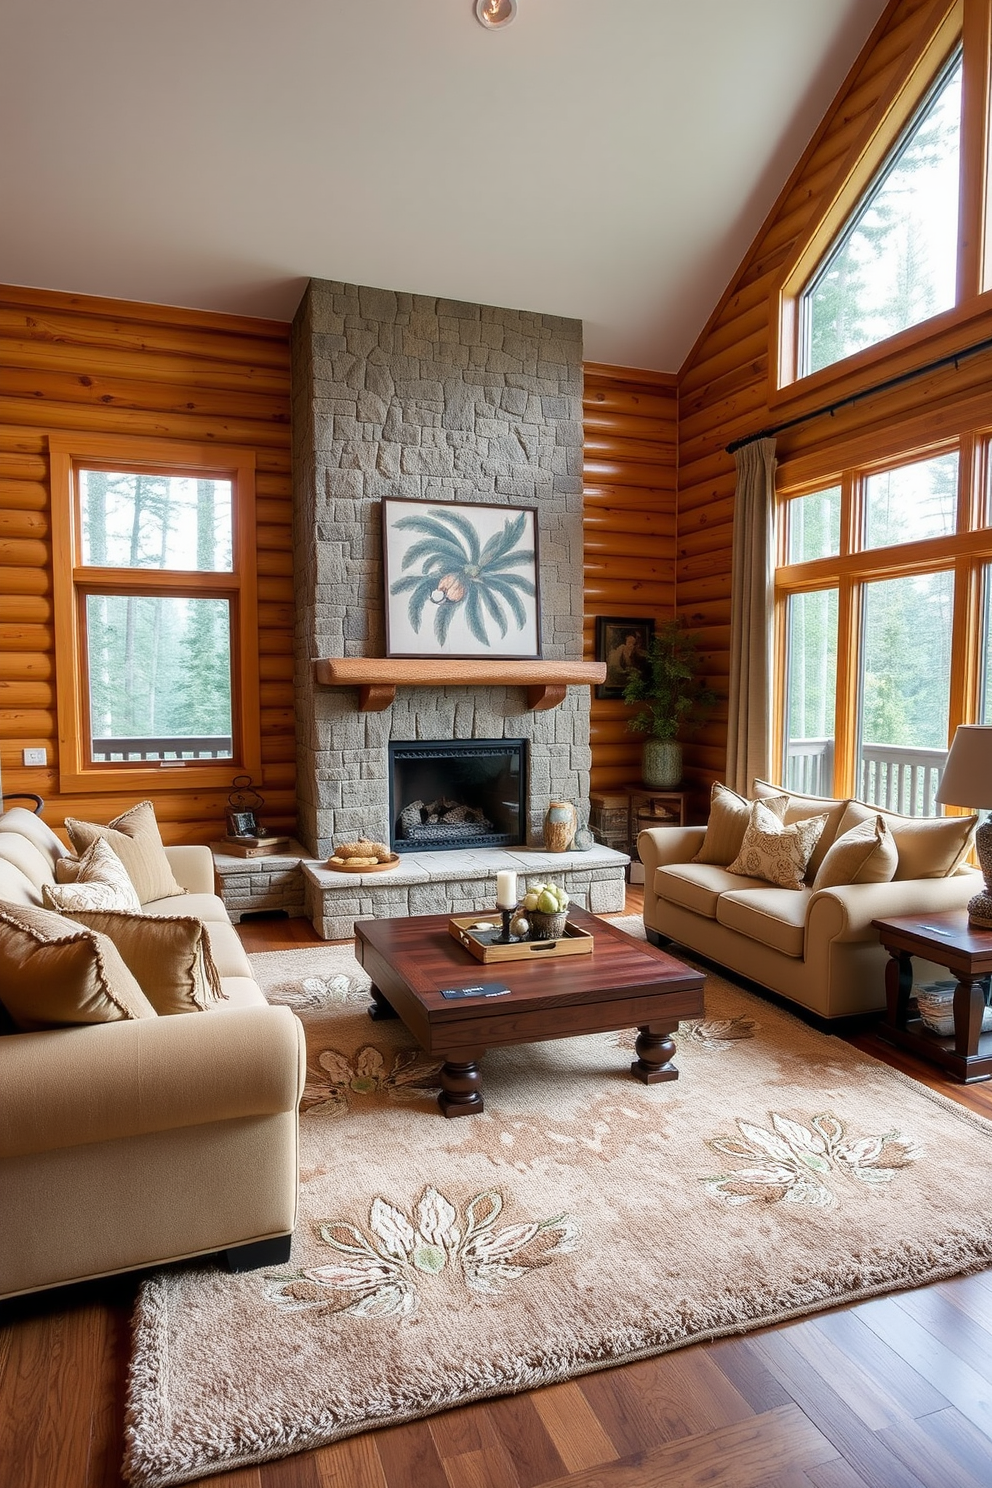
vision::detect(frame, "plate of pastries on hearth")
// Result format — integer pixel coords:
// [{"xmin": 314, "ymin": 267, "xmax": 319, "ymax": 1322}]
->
[{"xmin": 326, "ymin": 838, "xmax": 400, "ymax": 873}]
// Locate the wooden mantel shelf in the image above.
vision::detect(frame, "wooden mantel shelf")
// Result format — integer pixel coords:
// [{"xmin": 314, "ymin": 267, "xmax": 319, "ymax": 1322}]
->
[{"xmin": 314, "ymin": 658, "xmax": 607, "ymax": 712}]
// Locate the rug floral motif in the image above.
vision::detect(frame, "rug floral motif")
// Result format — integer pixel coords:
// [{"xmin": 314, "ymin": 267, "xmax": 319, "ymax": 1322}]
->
[{"xmin": 125, "ymin": 919, "xmax": 992, "ymax": 1488}]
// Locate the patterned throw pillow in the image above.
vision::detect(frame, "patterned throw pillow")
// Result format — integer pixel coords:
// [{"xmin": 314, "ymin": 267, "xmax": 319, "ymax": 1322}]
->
[
  {"xmin": 64, "ymin": 800, "xmax": 187, "ymax": 905},
  {"xmin": 727, "ymin": 800, "xmax": 828, "ymax": 890},
  {"xmin": 43, "ymin": 837, "xmax": 142, "ymax": 913}
]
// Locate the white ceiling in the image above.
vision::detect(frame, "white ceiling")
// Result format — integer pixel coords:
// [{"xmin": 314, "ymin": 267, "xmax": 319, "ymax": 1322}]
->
[{"xmin": 0, "ymin": 0, "xmax": 888, "ymax": 372}]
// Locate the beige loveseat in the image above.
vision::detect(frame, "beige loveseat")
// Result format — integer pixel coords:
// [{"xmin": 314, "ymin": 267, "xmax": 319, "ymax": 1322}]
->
[
  {"xmin": 0, "ymin": 807, "xmax": 306, "ymax": 1300},
  {"xmin": 639, "ymin": 784, "xmax": 981, "ymax": 1022}
]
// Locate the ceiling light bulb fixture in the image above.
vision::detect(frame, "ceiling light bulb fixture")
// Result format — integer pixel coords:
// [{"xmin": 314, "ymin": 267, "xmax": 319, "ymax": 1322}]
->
[{"xmin": 476, "ymin": 0, "xmax": 517, "ymax": 29}]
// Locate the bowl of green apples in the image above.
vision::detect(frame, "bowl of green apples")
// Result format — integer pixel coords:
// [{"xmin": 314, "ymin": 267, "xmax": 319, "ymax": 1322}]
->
[{"xmin": 522, "ymin": 881, "xmax": 569, "ymax": 940}]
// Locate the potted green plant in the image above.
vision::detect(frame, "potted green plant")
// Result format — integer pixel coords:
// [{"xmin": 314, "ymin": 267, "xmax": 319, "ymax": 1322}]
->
[{"xmin": 621, "ymin": 618, "xmax": 716, "ymax": 789}]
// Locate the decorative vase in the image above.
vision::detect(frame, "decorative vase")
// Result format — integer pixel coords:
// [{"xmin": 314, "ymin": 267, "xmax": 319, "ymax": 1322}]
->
[
  {"xmin": 642, "ymin": 738, "xmax": 682, "ymax": 790},
  {"xmin": 543, "ymin": 800, "xmax": 577, "ymax": 853},
  {"xmin": 528, "ymin": 908, "xmax": 568, "ymax": 940}
]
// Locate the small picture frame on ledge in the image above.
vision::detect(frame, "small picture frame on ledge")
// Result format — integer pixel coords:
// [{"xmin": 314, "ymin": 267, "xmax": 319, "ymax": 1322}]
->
[
  {"xmin": 226, "ymin": 809, "xmax": 259, "ymax": 839},
  {"xmin": 595, "ymin": 617, "xmax": 654, "ymax": 699}
]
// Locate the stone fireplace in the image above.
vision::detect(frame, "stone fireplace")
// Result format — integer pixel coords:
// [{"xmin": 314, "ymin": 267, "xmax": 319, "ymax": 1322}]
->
[{"xmin": 290, "ymin": 278, "xmax": 626, "ymax": 936}]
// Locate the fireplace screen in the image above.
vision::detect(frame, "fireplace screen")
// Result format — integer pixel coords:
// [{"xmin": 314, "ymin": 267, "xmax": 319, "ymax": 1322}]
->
[{"xmin": 389, "ymin": 739, "xmax": 526, "ymax": 853}]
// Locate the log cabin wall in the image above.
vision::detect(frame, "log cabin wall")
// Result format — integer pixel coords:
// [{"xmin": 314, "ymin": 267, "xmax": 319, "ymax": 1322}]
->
[
  {"xmin": 583, "ymin": 363, "xmax": 678, "ymax": 794},
  {"xmin": 0, "ymin": 285, "xmax": 295, "ymax": 844},
  {"xmin": 674, "ymin": 0, "xmax": 991, "ymax": 817}
]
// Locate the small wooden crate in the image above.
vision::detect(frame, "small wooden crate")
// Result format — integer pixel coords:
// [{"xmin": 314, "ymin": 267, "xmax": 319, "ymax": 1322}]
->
[
  {"xmin": 589, "ymin": 791, "xmax": 630, "ymax": 841},
  {"xmin": 448, "ymin": 914, "xmax": 594, "ymax": 963}
]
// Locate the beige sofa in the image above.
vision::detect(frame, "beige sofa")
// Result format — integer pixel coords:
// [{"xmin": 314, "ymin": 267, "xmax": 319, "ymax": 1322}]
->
[
  {"xmin": 0, "ymin": 807, "xmax": 306, "ymax": 1300},
  {"xmin": 639, "ymin": 787, "xmax": 980, "ymax": 1022}
]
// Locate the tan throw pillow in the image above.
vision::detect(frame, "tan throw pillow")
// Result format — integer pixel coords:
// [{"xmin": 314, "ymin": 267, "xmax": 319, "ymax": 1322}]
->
[
  {"xmin": 692, "ymin": 783, "xmax": 788, "ymax": 866},
  {"xmin": 42, "ymin": 836, "xmax": 142, "ymax": 913},
  {"xmin": 727, "ymin": 800, "xmax": 828, "ymax": 890},
  {"xmin": 64, "ymin": 800, "xmax": 186, "ymax": 905},
  {"xmin": 62, "ymin": 910, "xmax": 226, "ymax": 1015},
  {"xmin": 811, "ymin": 814, "xmax": 898, "ymax": 891},
  {"xmin": 0, "ymin": 902, "xmax": 157, "ymax": 1031},
  {"xmin": 838, "ymin": 801, "xmax": 977, "ymax": 880}
]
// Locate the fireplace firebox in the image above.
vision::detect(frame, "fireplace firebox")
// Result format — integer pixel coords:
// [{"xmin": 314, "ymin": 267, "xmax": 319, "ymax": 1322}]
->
[{"xmin": 388, "ymin": 740, "xmax": 527, "ymax": 854}]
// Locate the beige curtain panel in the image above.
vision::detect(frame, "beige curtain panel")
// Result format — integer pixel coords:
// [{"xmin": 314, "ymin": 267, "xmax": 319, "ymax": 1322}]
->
[{"xmin": 726, "ymin": 437, "xmax": 777, "ymax": 796}]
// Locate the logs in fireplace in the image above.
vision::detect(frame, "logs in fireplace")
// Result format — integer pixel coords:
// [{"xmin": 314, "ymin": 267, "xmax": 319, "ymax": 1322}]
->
[{"xmin": 388, "ymin": 740, "xmax": 527, "ymax": 854}]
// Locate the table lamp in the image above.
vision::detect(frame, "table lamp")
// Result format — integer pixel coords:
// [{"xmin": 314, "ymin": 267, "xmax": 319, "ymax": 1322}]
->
[{"xmin": 935, "ymin": 724, "xmax": 992, "ymax": 928}]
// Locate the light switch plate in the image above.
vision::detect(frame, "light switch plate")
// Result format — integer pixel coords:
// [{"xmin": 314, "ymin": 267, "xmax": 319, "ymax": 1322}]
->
[{"xmin": 22, "ymin": 747, "xmax": 47, "ymax": 766}]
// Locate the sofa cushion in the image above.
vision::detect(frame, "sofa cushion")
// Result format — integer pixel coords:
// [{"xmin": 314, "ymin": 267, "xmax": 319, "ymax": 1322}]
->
[
  {"xmin": 716, "ymin": 886, "xmax": 810, "ymax": 958},
  {"xmin": 728, "ymin": 800, "xmax": 828, "ymax": 890},
  {"xmin": 139, "ymin": 892, "xmax": 232, "ymax": 924},
  {"xmin": 62, "ymin": 909, "xmax": 227, "ymax": 1015},
  {"xmin": 838, "ymin": 801, "xmax": 977, "ymax": 880},
  {"xmin": 65, "ymin": 800, "xmax": 187, "ymax": 905},
  {"xmin": 811, "ymin": 813, "xmax": 898, "ymax": 891},
  {"xmin": 42, "ymin": 837, "xmax": 142, "ymax": 913},
  {"xmin": 692, "ymin": 782, "xmax": 787, "ymax": 866},
  {"xmin": 0, "ymin": 902, "xmax": 157, "ymax": 1031},
  {"xmin": 654, "ymin": 862, "xmax": 769, "ymax": 919},
  {"xmin": 752, "ymin": 779, "xmax": 848, "ymax": 880}
]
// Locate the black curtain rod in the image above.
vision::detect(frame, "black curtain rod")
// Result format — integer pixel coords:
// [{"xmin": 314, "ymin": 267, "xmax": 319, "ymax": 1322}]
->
[{"xmin": 725, "ymin": 330, "xmax": 992, "ymax": 455}]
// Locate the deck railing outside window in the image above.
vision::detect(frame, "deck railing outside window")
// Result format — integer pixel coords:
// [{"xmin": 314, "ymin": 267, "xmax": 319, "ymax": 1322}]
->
[
  {"xmin": 786, "ymin": 740, "xmax": 947, "ymax": 816},
  {"xmin": 91, "ymin": 735, "xmax": 233, "ymax": 762}
]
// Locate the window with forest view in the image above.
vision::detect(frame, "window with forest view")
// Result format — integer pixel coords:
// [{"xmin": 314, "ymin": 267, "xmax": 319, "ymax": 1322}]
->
[
  {"xmin": 800, "ymin": 46, "xmax": 962, "ymax": 378},
  {"xmin": 777, "ymin": 433, "xmax": 992, "ymax": 818},
  {"xmin": 78, "ymin": 471, "xmax": 234, "ymax": 763},
  {"xmin": 50, "ymin": 436, "xmax": 259, "ymax": 793}
]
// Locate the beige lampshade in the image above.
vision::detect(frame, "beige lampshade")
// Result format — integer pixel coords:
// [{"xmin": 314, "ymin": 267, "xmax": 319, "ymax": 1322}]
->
[{"xmin": 936, "ymin": 725, "xmax": 992, "ymax": 811}]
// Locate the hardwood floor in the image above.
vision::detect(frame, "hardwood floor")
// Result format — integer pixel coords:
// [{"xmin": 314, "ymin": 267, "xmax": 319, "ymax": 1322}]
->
[{"xmin": 4, "ymin": 891, "xmax": 992, "ymax": 1488}]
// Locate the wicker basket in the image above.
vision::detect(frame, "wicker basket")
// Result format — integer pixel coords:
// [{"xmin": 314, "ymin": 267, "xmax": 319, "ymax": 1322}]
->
[{"xmin": 528, "ymin": 908, "xmax": 568, "ymax": 940}]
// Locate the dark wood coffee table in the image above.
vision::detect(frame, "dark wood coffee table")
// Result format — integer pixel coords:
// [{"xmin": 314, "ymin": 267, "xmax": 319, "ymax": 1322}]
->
[{"xmin": 354, "ymin": 907, "xmax": 706, "ymax": 1116}]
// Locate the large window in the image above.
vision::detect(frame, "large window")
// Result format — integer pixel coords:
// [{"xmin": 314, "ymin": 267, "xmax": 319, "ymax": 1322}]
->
[
  {"xmin": 51, "ymin": 435, "xmax": 260, "ymax": 794},
  {"xmin": 776, "ymin": 435, "xmax": 992, "ymax": 816},
  {"xmin": 800, "ymin": 47, "xmax": 963, "ymax": 378}
]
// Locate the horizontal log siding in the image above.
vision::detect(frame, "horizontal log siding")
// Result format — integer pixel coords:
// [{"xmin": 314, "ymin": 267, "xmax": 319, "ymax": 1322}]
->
[
  {"xmin": 583, "ymin": 364, "xmax": 678, "ymax": 794},
  {"xmin": 0, "ymin": 285, "xmax": 294, "ymax": 844},
  {"xmin": 674, "ymin": 0, "xmax": 966, "ymax": 817}
]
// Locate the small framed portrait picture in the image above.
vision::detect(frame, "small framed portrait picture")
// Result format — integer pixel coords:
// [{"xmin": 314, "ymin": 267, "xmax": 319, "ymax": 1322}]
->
[{"xmin": 595, "ymin": 617, "xmax": 654, "ymax": 700}]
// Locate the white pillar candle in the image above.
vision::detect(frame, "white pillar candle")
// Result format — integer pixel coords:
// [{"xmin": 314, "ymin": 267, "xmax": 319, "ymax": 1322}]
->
[{"xmin": 495, "ymin": 870, "xmax": 517, "ymax": 909}]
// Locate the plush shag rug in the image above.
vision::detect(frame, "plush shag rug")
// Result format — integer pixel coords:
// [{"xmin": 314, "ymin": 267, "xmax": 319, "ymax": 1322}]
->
[{"xmin": 124, "ymin": 918, "xmax": 992, "ymax": 1487}]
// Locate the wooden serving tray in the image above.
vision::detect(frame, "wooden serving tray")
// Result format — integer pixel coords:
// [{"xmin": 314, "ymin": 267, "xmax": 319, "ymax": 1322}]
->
[
  {"xmin": 325, "ymin": 853, "xmax": 400, "ymax": 873},
  {"xmin": 448, "ymin": 914, "xmax": 594, "ymax": 963}
]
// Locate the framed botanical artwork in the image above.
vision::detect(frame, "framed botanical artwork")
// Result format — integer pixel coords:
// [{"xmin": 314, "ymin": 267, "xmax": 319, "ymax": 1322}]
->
[
  {"xmin": 595, "ymin": 616, "xmax": 654, "ymax": 699},
  {"xmin": 382, "ymin": 498, "xmax": 541, "ymax": 659}
]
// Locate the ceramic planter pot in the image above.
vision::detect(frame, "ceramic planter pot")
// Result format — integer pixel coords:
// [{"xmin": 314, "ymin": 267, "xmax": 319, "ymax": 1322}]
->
[{"xmin": 642, "ymin": 738, "xmax": 682, "ymax": 789}]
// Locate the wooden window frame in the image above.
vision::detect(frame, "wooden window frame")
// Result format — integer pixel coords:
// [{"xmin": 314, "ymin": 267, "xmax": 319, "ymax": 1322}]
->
[
  {"xmin": 769, "ymin": 0, "xmax": 992, "ymax": 414},
  {"xmin": 50, "ymin": 432, "xmax": 261, "ymax": 795},
  {"xmin": 773, "ymin": 422, "xmax": 992, "ymax": 800}
]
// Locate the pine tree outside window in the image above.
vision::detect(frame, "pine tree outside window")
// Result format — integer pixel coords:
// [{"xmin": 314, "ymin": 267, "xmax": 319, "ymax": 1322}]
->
[
  {"xmin": 800, "ymin": 47, "xmax": 963, "ymax": 378},
  {"xmin": 50, "ymin": 435, "xmax": 261, "ymax": 795}
]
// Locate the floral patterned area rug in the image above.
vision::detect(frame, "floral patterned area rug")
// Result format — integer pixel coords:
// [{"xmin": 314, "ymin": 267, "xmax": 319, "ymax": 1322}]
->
[{"xmin": 124, "ymin": 919, "xmax": 992, "ymax": 1487}]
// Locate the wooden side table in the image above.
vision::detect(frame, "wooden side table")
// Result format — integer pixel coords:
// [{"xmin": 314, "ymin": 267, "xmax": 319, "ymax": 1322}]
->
[
  {"xmin": 626, "ymin": 787, "xmax": 689, "ymax": 886},
  {"xmin": 872, "ymin": 910, "xmax": 992, "ymax": 1083}
]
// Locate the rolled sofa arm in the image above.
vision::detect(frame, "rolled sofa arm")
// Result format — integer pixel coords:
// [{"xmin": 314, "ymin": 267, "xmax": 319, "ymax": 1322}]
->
[
  {"xmin": 165, "ymin": 843, "xmax": 216, "ymax": 894},
  {"xmin": 1, "ymin": 1004, "xmax": 306, "ymax": 1160},
  {"xmin": 807, "ymin": 868, "xmax": 982, "ymax": 946},
  {"xmin": 637, "ymin": 825, "xmax": 706, "ymax": 874}
]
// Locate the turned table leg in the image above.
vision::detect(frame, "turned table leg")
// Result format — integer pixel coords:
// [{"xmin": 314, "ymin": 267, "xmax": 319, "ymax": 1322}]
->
[
  {"xmin": 631, "ymin": 1024, "xmax": 679, "ymax": 1084},
  {"xmin": 367, "ymin": 984, "xmax": 399, "ymax": 1021},
  {"xmin": 438, "ymin": 1058, "xmax": 484, "ymax": 1117},
  {"xmin": 884, "ymin": 948, "xmax": 914, "ymax": 1028},
  {"xmin": 953, "ymin": 976, "xmax": 987, "ymax": 1057}
]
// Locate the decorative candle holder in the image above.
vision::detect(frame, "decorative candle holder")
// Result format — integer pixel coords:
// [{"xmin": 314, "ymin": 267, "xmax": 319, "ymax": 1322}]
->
[{"xmin": 497, "ymin": 907, "xmax": 514, "ymax": 944}]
